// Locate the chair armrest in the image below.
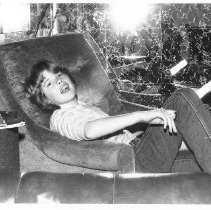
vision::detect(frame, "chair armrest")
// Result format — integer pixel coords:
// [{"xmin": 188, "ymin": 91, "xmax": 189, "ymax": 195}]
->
[
  {"xmin": 27, "ymin": 121, "xmax": 135, "ymax": 173},
  {"xmin": 120, "ymin": 99, "xmax": 153, "ymax": 112}
]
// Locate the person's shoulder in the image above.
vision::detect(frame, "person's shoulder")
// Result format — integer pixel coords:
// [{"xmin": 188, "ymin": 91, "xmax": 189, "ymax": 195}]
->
[
  {"xmin": 51, "ymin": 108, "xmax": 62, "ymax": 116},
  {"xmin": 50, "ymin": 108, "xmax": 66, "ymax": 121},
  {"xmin": 50, "ymin": 108, "xmax": 71, "ymax": 129},
  {"xmin": 50, "ymin": 109, "xmax": 60, "ymax": 122},
  {"xmin": 51, "ymin": 106, "xmax": 84, "ymax": 119}
]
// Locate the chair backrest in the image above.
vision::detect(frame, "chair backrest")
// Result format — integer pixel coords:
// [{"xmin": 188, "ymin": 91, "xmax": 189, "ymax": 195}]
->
[
  {"xmin": 0, "ymin": 33, "xmax": 136, "ymax": 172},
  {"xmin": 0, "ymin": 33, "xmax": 124, "ymax": 128}
]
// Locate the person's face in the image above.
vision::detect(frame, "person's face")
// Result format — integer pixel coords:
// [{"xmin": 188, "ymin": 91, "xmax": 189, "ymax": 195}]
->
[{"xmin": 41, "ymin": 70, "xmax": 76, "ymax": 106}]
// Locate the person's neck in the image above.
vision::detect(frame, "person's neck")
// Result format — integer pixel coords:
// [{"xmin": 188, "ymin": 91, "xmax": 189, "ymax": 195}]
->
[{"xmin": 59, "ymin": 98, "xmax": 80, "ymax": 109}]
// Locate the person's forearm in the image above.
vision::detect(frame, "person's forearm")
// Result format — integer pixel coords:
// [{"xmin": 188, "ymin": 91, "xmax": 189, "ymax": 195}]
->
[{"xmin": 84, "ymin": 110, "xmax": 157, "ymax": 140}]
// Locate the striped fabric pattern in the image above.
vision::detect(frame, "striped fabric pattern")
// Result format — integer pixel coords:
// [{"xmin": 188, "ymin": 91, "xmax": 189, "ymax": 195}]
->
[{"xmin": 50, "ymin": 102, "xmax": 135, "ymax": 144}]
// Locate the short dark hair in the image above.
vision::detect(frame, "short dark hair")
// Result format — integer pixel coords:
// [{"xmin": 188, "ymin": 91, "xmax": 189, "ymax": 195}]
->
[{"xmin": 25, "ymin": 60, "xmax": 75, "ymax": 111}]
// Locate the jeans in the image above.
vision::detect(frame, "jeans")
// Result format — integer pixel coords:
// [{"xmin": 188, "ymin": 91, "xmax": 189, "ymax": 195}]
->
[{"xmin": 133, "ymin": 88, "xmax": 211, "ymax": 173}]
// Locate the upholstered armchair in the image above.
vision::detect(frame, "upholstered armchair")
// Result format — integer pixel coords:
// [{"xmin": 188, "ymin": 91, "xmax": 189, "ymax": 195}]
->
[
  {"xmin": 0, "ymin": 32, "xmax": 201, "ymax": 174},
  {"xmin": 0, "ymin": 33, "xmax": 137, "ymax": 174}
]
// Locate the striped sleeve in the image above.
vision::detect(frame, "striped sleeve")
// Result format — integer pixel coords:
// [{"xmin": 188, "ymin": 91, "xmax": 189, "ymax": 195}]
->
[{"xmin": 50, "ymin": 108, "xmax": 104, "ymax": 141}]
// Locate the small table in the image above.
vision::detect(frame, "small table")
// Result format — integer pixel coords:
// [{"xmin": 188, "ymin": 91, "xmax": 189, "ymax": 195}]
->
[
  {"xmin": 0, "ymin": 127, "xmax": 20, "ymax": 202},
  {"xmin": 0, "ymin": 128, "xmax": 20, "ymax": 175}
]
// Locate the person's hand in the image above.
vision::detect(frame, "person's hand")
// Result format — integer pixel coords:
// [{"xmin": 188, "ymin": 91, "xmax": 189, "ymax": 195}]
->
[{"xmin": 147, "ymin": 108, "xmax": 177, "ymax": 134}]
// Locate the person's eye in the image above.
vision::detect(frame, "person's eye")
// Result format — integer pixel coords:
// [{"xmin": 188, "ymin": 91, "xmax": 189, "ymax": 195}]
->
[{"xmin": 58, "ymin": 73, "xmax": 63, "ymax": 77}]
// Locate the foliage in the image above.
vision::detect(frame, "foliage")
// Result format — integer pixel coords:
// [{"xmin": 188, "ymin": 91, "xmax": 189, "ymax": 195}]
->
[{"xmin": 28, "ymin": 3, "xmax": 211, "ymax": 107}]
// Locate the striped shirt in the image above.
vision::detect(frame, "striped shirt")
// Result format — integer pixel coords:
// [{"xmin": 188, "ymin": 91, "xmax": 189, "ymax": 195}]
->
[{"xmin": 50, "ymin": 101, "xmax": 136, "ymax": 144}]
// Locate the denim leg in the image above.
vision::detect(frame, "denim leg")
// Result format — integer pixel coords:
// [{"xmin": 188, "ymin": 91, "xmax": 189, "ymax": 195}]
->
[
  {"xmin": 165, "ymin": 88, "xmax": 211, "ymax": 172},
  {"xmin": 134, "ymin": 124, "xmax": 182, "ymax": 173},
  {"xmin": 134, "ymin": 98, "xmax": 183, "ymax": 173},
  {"xmin": 134, "ymin": 88, "xmax": 211, "ymax": 173}
]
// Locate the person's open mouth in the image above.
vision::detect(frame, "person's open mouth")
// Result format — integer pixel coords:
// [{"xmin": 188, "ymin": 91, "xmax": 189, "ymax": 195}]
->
[{"xmin": 60, "ymin": 84, "xmax": 70, "ymax": 94}]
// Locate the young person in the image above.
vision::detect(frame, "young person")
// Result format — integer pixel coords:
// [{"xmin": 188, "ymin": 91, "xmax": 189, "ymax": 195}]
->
[{"xmin": 25, "ymin": 60, "xmax": 211, "ymax": 173}]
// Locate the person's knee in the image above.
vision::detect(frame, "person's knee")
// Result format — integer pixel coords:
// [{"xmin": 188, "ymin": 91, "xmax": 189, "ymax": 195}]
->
[
  {"xmin": 174, "ymin": 88, "xmax": 197, "ymax": 100},
  {"xmin": 175, "ymin": 87, "xmax": 192, "ymax": 95},
  {"xmin": 164, "ymin": 88, "xmax": 199, "ymax": 109}
]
